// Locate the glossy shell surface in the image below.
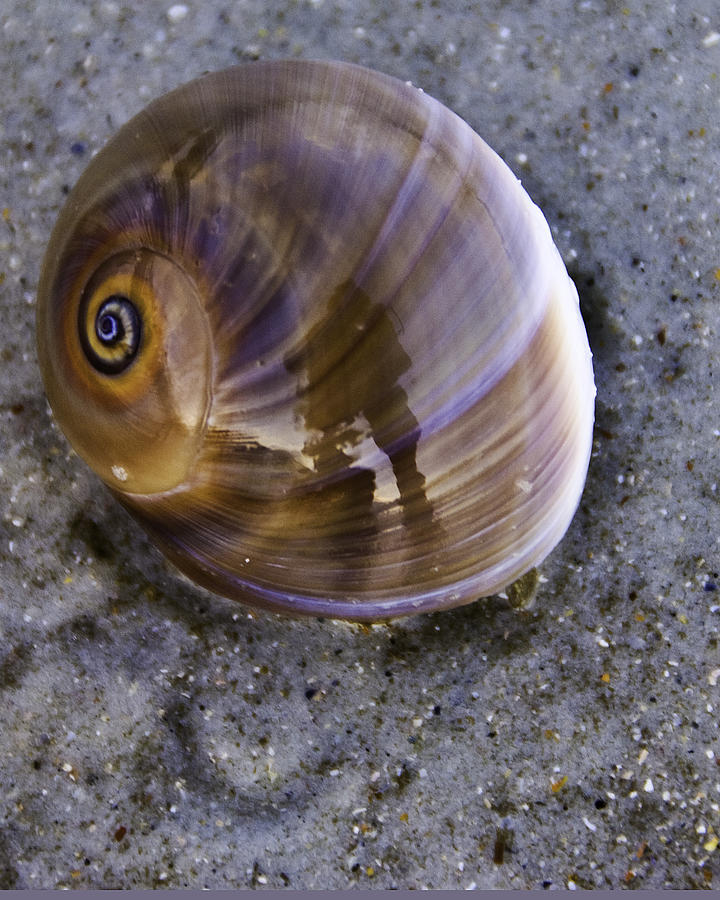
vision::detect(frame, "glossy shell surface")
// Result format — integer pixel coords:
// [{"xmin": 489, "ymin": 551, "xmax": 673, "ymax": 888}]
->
[{"xmin": 37, "ymin": 60, "xmax": 595, "ymax": 620}]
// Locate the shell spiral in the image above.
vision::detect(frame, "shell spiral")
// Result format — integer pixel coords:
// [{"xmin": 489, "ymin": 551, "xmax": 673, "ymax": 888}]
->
[{"xmin": 37, "ymin": 60, "xmax": 595, "ymax": 620}]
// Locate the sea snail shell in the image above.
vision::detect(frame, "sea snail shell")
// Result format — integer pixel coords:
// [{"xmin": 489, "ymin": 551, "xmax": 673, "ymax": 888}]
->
[{"xmin": 37, "ymin": 60, "xmax": 595, "ymax": 620}]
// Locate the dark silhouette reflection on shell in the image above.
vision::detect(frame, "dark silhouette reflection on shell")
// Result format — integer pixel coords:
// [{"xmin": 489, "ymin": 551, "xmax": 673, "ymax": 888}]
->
[
  {"xmin": 286, "ymin": 279, "xmax": 439, "ymax": 537},
  {"xmin": 36, "ymin": 60, "xmax": 595, "ymax": 620}
]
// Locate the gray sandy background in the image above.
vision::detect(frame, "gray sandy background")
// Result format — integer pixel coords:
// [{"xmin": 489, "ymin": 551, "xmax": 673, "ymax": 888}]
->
[{"xmin": 1, "ymin": 0, "xmax": 719, "ymax": 889}]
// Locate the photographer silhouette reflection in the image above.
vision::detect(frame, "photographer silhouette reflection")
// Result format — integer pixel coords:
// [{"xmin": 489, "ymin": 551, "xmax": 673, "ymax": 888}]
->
[{"xmin": 286, "ymin": 279, "xmax": 437, "ymax": 556}]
